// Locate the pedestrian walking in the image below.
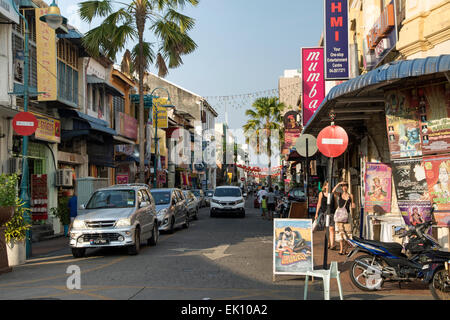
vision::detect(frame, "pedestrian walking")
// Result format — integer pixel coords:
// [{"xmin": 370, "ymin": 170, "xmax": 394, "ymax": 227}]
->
[
  {"xmin": 68, "ymin": 189, "xmax": 78, "ymax": 234},
  {"xmin": 257, "ymin": 186, "xmax": 268, "ymax": 216},
  {"xmin": 261, "ymin": 195, "xmax": 268, "ymax": 220},
  {"xmin": 267, "ymin": 187, "xmax": 276, "ymax": 220},
  {"xmin": 334, "ymin": 181, "xmax": 355, "ymax": 255},
  {"xmin": 314, "ymin": 181, "xmax": 337, "ymax": 250}
]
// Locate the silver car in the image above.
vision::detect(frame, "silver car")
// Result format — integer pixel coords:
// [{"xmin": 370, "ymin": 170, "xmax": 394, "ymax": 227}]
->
[
  {"xmin": 150, "ymin": 188, "xmax": 189, "ymax": 233},
  {"xmin": 69, "ymin": 184, "xmax": 159, "ymax": 258},
  {"xmin": 183, "ymin": 190, "xmax": 199, "ymax": 220}
]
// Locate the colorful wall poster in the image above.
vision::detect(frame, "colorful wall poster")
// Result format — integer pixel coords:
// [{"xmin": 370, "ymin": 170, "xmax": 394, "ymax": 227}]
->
[
  {"xmin": 282, "ymin": 129, "xmax": 301, "ymax": 155},
  {"xmin": 273, "ymin": 219, "xmax": 313, "ymax": 275},
  {"xmin": 398, "ymin": 201, "xmax": 432, "ymax": 227},
  {"xmin": 392, "ymin": 158, "xmax": 429, "ymax": 202},
  {"xmin": 385, "ymin": 90, "xmax": 422, "ymax": 159},
  {"xmin": 419, "ymin": 85, "xmax": 450, "ymax": 155},
  {"xmin": 423, "ymin": 154, "xmax": 450, "ymax": 226},
  {"xmin": 364, "ymin": 163, "xmax": 392, "ymax": 214}
]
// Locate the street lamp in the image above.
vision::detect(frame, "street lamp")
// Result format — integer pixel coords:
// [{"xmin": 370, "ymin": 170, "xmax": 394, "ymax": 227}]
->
[
  {"xmin": 12, "ymin": 0, "xmax": 66, "ymax": 258},
  {"xmin": 150, "ymin": 87, "xmax": 175, "ymax": 188}
]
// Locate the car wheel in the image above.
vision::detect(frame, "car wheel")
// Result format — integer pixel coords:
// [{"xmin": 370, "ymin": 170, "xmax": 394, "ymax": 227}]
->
[
  {"xmin": 147, "ymin": 222, "xmax": 159, "ymax": 246},
  {"xmin": 240, "ymin": 210, "xmax": 246, "ymax": 218},
  {"xmin": 194, "ymin": 208, "xmax": 199, "ymax": 220},
  {"xmin": 168, "ymin": 217, "xmax": 175, "ymax": 234},
  {"xmin": 72, "ymin": 248, "xmax": 85, "ymax": 258},
  {"xmin": 210, "ymin": 210, "xmax": 215, "ymax": 218},
  {"xmin": 183, "ymin": 215, "xmax": 190, "ymax": 228},
  {"xmin": 128, "ymin": 228, "xmax": 141, "ymax": 255}
]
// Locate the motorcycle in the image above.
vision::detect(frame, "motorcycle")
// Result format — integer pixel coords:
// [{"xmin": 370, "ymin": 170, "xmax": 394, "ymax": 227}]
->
[
  {"xmin": 345, "ymin": 215, "xmax": 450, "ymax": 299},
  {"xmin": 275, "ymin": 196, "xmax": 290, "ymax": 218}
]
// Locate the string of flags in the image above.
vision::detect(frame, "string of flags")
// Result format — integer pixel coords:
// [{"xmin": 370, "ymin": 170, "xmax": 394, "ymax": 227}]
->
[{"xmin": 236, "ymin": 164, "xmax": 283, "ymax": 178}]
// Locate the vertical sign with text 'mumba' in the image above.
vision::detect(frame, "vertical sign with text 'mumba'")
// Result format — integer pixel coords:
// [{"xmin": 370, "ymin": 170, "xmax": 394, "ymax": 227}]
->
[
  {"xmin": 324, "ymin": 0, "xmax": 349, "ymax": 80},
  {"xmin": 302, "ymin": 48, "xmax": 325, "ymax": 127}
]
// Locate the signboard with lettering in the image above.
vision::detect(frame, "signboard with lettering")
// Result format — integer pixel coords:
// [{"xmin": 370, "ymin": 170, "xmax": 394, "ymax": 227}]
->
[
  {"xmin": 302, "ymin": 48, "xmax": 325, "ymax": 127},
  {"xmin": 36, "ymin": 8, "xmax": 57, "ymax": 101},
  {"xmin": 152, "ymin": 97, "xmax": 169, "ymax": 129},
  {"xmin": 31, "ymin": 112, "xmax": 61, "ymax": 143},
  {"xmin": 324, "ymin": 0, "xmax": 349, "ymax": 80},
  {"xmin": 363, "ymin": 0, "xmax": 398, "ymax": 71}
]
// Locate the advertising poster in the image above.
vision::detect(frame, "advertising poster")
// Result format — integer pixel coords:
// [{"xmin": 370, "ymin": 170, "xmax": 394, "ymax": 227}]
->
[
  {"xmin": 398, "ymin": 201, "xmax": 432, "ymax": 227},
  {"xmin": 364, "ymin": 163, "xmax": 392, "ymax": 214},
  {"xmin": 419, "ymin": 85, "xmax": 450, "ymax": 155},
  {"xmin": 423, "ymin": 155, "xmax": 450, "ymax": 227},
  {"xmin": 385, "ymin": 90, "xmax": 422, "ymax": 159},
  {"xmin": 324, "ymin": 0, "xmax": 349, "ymax": 80},
  {"xmin": 302, "ymin": 47, "xmax": 325, "ymax": 126},
  {"xmin": 282, "ymin": 129, "xmax": 301, "ymax": 155},
  {"xmin": 392, "ymin": 158, "xmax": 429, "ymax": 202},
  {"xmin": 273, "ymin": 219, "xmax": 313, "ymax": 275},
  {"xmin": 152, "ymin": 98, "xmax": 169, "ymax": 129}
]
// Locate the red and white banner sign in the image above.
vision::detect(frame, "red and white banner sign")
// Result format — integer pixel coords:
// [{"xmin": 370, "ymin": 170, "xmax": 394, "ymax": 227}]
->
[{"xmin": 302, "ymin": 47, "xmax": 325, "ymax": 127}]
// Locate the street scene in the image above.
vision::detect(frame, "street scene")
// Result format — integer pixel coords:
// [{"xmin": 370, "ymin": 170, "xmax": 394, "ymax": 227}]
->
[{"xmin": 0, "ymin": 0, "xmax": 450, "ymax": 305}]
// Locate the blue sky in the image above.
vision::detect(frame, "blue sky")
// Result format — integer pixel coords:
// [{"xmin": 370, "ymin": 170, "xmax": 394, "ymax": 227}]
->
[{"xmin": 59, "ymin": 0, "xmax": 325, "ymax": 129}]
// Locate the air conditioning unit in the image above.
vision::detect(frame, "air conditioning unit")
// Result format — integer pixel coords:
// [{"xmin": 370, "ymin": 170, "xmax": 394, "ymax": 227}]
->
[
  {"xmin": 55, "ymin": 169, "xmax": 73, "ymax": 187},
  {"xmin": 8, "ymin": 157, "xmax": 22, "ymax": 174}
]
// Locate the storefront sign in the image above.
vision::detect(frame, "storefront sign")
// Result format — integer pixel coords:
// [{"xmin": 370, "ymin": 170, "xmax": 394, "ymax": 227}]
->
[
  {"xmin": 87, "ymin": 58, "xmax": 106, "ymax": 80},
  {"xmin": 423, "ymin": 154, "xmax": 450, "ymax": 226},
  {"xmin": 0, "ymin": 0, "xmax": 19, "ymax": 24},
  {"xmin": 273, "ymin": 219, "xmax": 313, "ymax": 275},
  {"xmin": 385, "ymin": 90, "xmax": 422, "ymax": 159},
  {"xmin": 116, "ymin": 112, "xmax": 137, "ymax": 140},
  {"xmin": 324, "ymin": 0, "xmax": 349, "ymax": 80},
  {"xmin": 152, "ymin": 98, "xmax": 169, "ymax": 129},
  {"xmin": 116, "ymin": 174, "xmax": 129, "ymax": 185},
  {"xmin": 302, "ymin": 48, "xmax": 325, "ymax": 126},
  {"xmin": 419, "ymin": 85, "xmax": 450, "ymax": 155},
  {"xmin": 364, "ymin": 163, "xmax": 392, "ymax": 214},
  {"xmin": 35, "ymin": 8, "xmax": 57, "ymax": 101},
  {"xmin": 363, "ymin": 0, "xmax": 397, "ymax": 71},
  {"xmin": 392, "ymin": 158, "xmax": 430, "ymax": 202},
  {"xmin": 31, "ymin": 112, "xmax": 61, "ymax": 143}
]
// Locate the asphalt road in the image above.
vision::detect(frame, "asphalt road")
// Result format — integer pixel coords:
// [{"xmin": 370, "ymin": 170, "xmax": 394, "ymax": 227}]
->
[{"xmin": 0, "ymin": 198, "xmax": 435, "ymax": 301}]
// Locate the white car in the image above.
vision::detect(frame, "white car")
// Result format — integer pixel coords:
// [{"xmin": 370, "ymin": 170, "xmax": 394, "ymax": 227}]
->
[{"xmin": 210, "ymin": 186, "xmax": 246, "ymax": 218}]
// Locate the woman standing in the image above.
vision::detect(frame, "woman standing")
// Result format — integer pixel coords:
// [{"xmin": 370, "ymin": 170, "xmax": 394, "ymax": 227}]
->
[
  {"xmin": 334, "ymin": 182, "xmax": 356, "ymax": 255},
  {"xmin": 314, "ymin": 181, "xmax": 337, "ymax": 250}
]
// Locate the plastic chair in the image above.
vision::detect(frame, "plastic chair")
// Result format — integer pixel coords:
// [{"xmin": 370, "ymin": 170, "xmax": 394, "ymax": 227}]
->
[{"xmin": 304, "ymin": 261, "xmax": 344, "ymax": 300}]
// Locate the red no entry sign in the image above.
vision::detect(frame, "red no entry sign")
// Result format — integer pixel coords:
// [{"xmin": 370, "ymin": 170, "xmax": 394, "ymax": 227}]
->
[
  {"xmin": 317, "ymin": 125, "xmax": 348, "ymax": 158},
  {"xmin": 12, "ymin": 112, "xmax": 38, "ymax": 136}
]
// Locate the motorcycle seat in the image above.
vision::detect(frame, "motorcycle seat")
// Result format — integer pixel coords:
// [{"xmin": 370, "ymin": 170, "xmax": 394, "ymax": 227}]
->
[{"xmin": 353, "ymin": 237, "xmax": 404, "ymax": 256}]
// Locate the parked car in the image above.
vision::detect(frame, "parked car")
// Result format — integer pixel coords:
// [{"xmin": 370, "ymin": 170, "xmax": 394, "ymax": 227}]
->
[
  {"xmin": 183, "ymin": 190, "xmax": 199, "ymax": 220},
  {"xmin": 150, "ymin": 188, "xmax": 189, "ymax": 233},
  {"xmin": 69, "ymin": 184, "xmax": 159, "ymax": 258},
  {"xmin": 192, "ymin": 189, "xmax": 206, "ymax": 207},
  {"xmin": 210, "ymin": 186, "xmax": 245, "ymax": 218},
  {"xmin": 288, "ymin": 188, "xmax": 307, "ymax": 202},
  {"xmin": 205, "ymin": 190, "xmax": 214, "ymax": 206}
]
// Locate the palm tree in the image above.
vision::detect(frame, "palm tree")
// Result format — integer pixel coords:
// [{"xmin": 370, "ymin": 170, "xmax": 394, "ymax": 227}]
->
[
  {"xmin": 243, "ymin": 97, "xmax": 285, "ymax": 187},
  {"xmin": 78, "ymin": 0, "xmax": 199, "ymax": 183}
]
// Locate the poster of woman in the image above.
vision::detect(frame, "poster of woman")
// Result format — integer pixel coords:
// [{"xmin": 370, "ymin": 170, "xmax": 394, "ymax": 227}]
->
[
  {"xmin": 423, "ymin": 155, "xmax": 450, "ymax": 227},
  {"xmin": 364, "ymin": 163, "xmax": 392, "ymax": 214},
  {"xmin": 273, "ymin": 219, "xmax": 313, "ymax": 275},
  {"xmin": 385, "ymin": 90, "xmax": 422, "ymax": 159},
  {"xmin": 398, "ymin": 201, "xmax": 432, "ymax": 226}
]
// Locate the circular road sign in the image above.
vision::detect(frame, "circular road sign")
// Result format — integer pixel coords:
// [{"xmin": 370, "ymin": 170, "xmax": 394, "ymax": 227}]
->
[
  {"xmin": 317, "ymin": 125, "xmax": 348, "ymax": 158},
  {"xmin": 295, "ymin": 134, "xmax": 318, "ymax": 157},
  {"xmin": 12, "ymin": 112, "xmax": 38, "ymax": 136}
]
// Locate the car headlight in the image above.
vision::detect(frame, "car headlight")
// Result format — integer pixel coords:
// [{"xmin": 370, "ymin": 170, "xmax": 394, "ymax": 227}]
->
[
  {"xmin": 115, "ymin": 218, "xmax": 131, "ymax": 227},
  {"xmin": 236, "ymin": 199, "xmax": 244, "ymax": 204},
  {"xmin": 211, "ymin": 199, "xmax": 220, "ymax": 204},
  {"xmin": 157, "ymin": 208, "xmax": 169, "ymax": 219},
  {"xmin": 72, "ymin": 219, "xmax": 85, "ymax": 229}
]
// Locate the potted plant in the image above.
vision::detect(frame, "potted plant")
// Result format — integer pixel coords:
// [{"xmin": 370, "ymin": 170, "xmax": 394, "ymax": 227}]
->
[
  {"xmin": 5, "ymin": 198, "xmax": 31, "ymax": 267},
  {"xmin": 50, "ymin": 197, "xmax": 70, "ymax": 236},
  {"xmin": 0, "ymin": 174, "xmax": 18, "ymax": 225}
]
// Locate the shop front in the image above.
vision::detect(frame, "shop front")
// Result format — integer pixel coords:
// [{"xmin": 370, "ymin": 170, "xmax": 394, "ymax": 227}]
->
[{"xmin": 303, "ymin": 55, "xmax": 450, "ymax": 248}]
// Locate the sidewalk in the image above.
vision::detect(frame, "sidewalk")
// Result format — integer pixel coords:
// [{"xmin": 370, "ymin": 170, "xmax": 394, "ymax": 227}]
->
[
  {"xmin": 30, "ymin": 236, "xmax": 70, "ymax": 257},
  {"xmin": 311, "ymin": 229, "xmax": 430, "ymax": 297}
]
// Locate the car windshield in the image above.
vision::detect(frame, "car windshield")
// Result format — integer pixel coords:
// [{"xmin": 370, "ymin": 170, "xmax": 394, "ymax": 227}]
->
[
  {"xmin": 86, "ymin": 190, "xmax": 136, "ymax": 209},
  {"xmin": 214, "ymin": 188, "xmax": 241, "ymax": 198},
  {"xmin": 151, "ymin": 191, "xmax": 171, "ymax": 205}
]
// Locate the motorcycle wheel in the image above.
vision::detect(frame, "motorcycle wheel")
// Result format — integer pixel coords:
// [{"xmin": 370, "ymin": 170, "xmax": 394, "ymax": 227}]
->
[
  {"xmin": 350, "ymin": 255, "xmax": 385, "ymax": 291},
  {"xmin": 430, "ymin": 267, "xmax": 450, "ymax": 300}
]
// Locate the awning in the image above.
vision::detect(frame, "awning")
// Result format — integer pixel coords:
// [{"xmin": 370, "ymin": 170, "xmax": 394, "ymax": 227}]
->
[
  {"xmin": 58, "ymin": 109, "xmax": 117, "ymax": 137},
  {"xmin": 87, "ymin": 75, "xmax": 124, "ymax": 97},
  {"xmin": 113, "ymin": 135, "xmax": 135, "ymax": 145},
  {"xmin": 303, "ymin": 54, "xmax": 450, "ymax": 135}
]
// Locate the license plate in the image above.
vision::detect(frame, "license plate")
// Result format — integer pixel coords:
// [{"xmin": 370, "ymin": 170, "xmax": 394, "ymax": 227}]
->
[
  {"xmin": 224, "ymin": 207, "xmax": 232, "ymax": 210},
  {"xmin": 90, "ymin": 239, "xmax": 109, "ymax": 245}
]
